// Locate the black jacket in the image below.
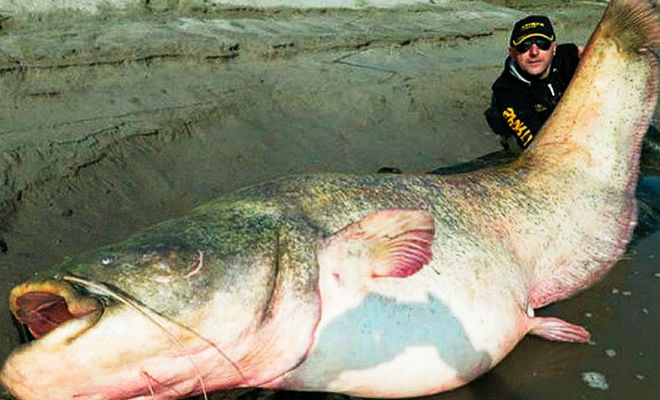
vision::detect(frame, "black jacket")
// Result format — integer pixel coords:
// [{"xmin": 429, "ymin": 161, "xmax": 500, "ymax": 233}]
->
[{"xmin": 485, "ymin": 43, "xmax": 580, "ymax": 150}]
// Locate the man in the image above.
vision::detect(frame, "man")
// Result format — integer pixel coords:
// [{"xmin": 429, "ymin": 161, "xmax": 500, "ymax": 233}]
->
[
  {"xmin": 381, "ymin": 16, "xmax": 583, "ymax": 175},
  {"xmin": 485, "ymin": 15, "xmax": 584, "ymax": 152},
  {"xmin": 382, "ymin": 15, "xmax": 659, "ymax": 175}
]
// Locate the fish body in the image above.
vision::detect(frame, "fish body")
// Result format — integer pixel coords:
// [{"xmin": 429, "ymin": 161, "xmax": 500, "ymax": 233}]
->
[
  {"xmin": 2, "ymin": 174, "xmax": 543, "ymax": 398},
  {"xmin": 1, "ymin": 0, "xmax": 659, "ymax": 399}
]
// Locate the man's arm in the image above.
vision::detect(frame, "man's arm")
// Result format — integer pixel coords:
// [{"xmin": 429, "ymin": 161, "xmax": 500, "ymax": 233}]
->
[{"xmin": 489, "ymin": 87, "xmax": 547, "ymax": 150}]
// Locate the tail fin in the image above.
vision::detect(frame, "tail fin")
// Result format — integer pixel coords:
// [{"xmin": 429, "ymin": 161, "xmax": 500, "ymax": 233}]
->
[
  {"xmin": 525, "ymin": 0, "xmax": 660, "ymax": 308},
  {"xmin": 529, "ymin": 0, "xmax": 660, "ymax": 165},
  {"xmin": 596, "ymin": 0, "xmax": 660, "ymax": 53}
]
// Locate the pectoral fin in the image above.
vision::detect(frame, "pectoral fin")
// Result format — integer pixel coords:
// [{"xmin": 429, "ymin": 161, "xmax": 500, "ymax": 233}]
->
[{"xmin": 320, "ymin": 209, "xmax": 435, "ymax": 282}]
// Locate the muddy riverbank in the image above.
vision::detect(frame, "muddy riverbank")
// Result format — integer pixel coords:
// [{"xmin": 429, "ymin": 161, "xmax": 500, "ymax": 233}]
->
[{"xmin": 0, "ymin": 1, "xmax": 658, "ymax": 399}]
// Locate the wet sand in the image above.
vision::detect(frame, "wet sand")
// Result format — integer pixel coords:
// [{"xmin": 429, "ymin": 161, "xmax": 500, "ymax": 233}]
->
[{"xmin": 0, "ymin": 1, "xmax": 658, "ymax": 399}]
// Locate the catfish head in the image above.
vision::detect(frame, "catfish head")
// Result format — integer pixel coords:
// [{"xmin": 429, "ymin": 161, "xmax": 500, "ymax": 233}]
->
[{"xmin": 0, "ymin": 203, "xmax": 322, "ymax": 400}]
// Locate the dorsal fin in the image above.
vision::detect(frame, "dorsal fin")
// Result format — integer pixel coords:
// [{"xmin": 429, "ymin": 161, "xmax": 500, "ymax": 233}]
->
[{"xmin": 320, "ymin": 209, "xmax": 435, "ymax": 282}]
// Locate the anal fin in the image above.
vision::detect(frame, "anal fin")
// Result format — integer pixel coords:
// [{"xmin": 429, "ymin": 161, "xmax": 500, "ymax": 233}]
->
[{"xmin": 529, "ymin": 316, "xmax": 591, "ymax": 343}]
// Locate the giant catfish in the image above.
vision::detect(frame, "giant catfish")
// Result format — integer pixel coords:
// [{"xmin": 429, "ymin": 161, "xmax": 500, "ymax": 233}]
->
[{"xmin": 1, "ymin": 0, "xmax": 659, "ymax": 399}]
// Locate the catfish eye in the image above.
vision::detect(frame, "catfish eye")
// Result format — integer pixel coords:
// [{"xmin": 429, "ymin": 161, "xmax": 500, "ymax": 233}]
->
[{"xmin": 101, "ymin": 256, "xmax": 114, "ymax": 266}]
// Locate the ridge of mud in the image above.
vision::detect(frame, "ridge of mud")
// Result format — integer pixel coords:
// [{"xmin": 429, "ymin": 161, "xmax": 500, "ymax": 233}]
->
[{"xmin": 0, "ymin": 1, "xmax": 526, "ymax": 225}]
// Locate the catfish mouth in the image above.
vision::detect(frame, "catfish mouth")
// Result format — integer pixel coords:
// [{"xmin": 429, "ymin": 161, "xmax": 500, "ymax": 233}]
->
[{"xmin": 9, "ymin": 279, "xmax": 103, "ymax": 341}]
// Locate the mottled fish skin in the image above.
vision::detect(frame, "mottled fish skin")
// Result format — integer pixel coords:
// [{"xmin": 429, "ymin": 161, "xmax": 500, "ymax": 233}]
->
[{"xmin": 1, "ymin": 0, "xmax": 659, "ymax": 399}]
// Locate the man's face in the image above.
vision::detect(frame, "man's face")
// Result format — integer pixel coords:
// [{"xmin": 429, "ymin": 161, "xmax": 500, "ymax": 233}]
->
[{"xmin": 510, "ymin": 39, "xmax": 558, "ymax": 79}]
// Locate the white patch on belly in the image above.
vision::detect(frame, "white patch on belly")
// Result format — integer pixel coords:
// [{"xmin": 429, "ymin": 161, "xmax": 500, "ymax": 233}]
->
[{"xmin": 326, "ymin": 345, "xmax": 468, "ymax": 397}]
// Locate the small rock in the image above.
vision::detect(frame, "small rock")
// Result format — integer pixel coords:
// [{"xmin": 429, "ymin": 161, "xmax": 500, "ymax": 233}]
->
[
  {"xmin": 642, "ymin": 308, "xmax": 649, "ymax": 315},
  {"xmin": 611, "ymin": 288, "xmax": 619, "ymax": 294},
  {"xmin": 585, "ymin": 312, "xmax": 593, "ymax": 318},
  {"xmin": 653, "ymin": 272, "xmax": 660, "ymax": 279},
  {"xmin": 635, "ymin": 374, "xmax": 645, "ymax": 380},
  {"xmin": 622, "ymin": 291, "xmax": 632, "ymax": 296},
  {"xmin": 605, "ymin": 349, "xmax": 616, "ymax": 357},
  {"xmin": 582, "ymin": 372, "xmax": 609, "ymax": 390}
]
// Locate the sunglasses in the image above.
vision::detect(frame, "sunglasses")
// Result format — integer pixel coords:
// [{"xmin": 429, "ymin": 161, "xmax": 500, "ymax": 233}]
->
[{"xmin": 515, "ymin": 37, "xmax": 553, "ymax": 53}]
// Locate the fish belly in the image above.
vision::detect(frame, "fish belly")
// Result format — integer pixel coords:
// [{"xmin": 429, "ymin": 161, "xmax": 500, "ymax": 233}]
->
[{"xmin": 278, "ymin": 268, "xmax": 527, "ymax": 398}]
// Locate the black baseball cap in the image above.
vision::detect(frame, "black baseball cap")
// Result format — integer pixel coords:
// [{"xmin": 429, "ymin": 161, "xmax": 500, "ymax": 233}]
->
[{"xmin": 510, "ymin": 15, "xmax": 555, "ymax": 47}]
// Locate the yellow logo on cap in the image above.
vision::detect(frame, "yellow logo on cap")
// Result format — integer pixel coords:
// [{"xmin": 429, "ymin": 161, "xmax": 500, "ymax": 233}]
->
[
  {"xmin": 521, "ymin": 22, "xmax": 545, "ymax": 30},
  {"xmin": 512, "ymin": 33, "xmax": 554, "ymax": 46}
]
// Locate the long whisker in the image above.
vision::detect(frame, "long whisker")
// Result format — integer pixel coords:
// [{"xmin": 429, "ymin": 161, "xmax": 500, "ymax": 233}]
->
[
  {"xmin": 184, "ymin": 251, "xmax": 204, "ymax": 278},
  {"xmin": 142, "ymin": 369, "xmax": 183, "ymax": 398},
  {"xmin": 61, "ymin": 275, "xmax": 210, "ymax": 400},
  {"xmin": 177, "ymin": 322, "xmax": 250, "ymax": 387},
  {"xmin": 61, "ymin": 274, "xmax": 251, "ymax": 388},
  {"xmin": 141, "ymin": 370, "xmax": 156, "ymax": 397}
]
